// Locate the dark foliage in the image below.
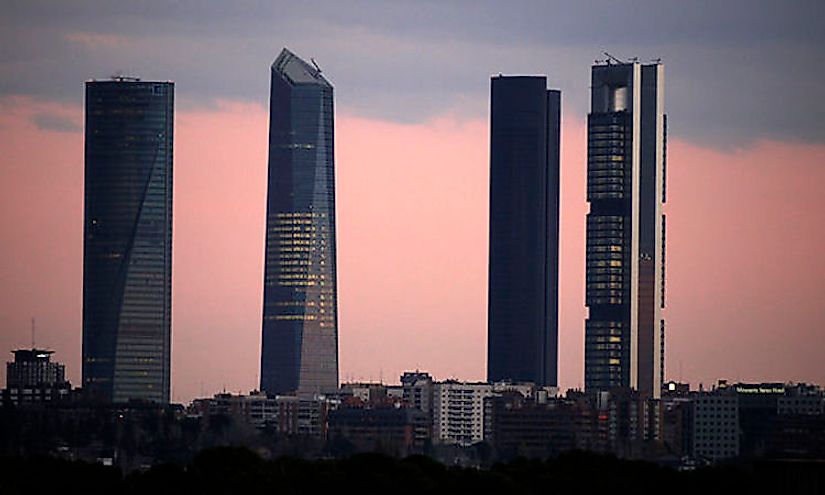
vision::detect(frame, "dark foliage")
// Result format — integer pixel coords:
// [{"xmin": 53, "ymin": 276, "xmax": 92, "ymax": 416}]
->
[{"xmin": 1, "ymin": 448, "xmax": 823, "ymax": 495}]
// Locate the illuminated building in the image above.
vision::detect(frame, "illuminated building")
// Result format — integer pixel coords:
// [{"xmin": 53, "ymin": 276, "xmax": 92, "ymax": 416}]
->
[
  {"xmin": 487, "ymin": 75, "xmax": 561, "ymax": 387},
  {"xmin": 83, "ymin": 77, "xmax": 173, "ymax": 403},
  {"xmin": 260, "ymin": 48, "xmax": 339, "ymax": 396},
  {"xmin": 585, "ymin": 60, "xmax": 665, "ymax": 398}
]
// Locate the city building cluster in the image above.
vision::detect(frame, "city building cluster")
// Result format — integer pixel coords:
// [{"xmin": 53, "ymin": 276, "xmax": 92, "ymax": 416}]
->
[
  {"xmin": 3, "ymin": 357, "xmax": 824, "ymax": 468},
  {"xmin": 3, "ymin": 47, "xmax": 823, "ymax": 469}
]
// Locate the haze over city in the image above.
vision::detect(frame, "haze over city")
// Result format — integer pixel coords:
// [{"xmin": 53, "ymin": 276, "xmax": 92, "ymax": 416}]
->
[{"xmin": 1, "ymin": 1, "xmax": 824, "ymax": 403}]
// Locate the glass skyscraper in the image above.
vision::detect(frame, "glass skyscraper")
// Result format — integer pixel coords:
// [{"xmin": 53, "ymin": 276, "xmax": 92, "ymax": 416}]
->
[
  {"xmin": 83, "ymin": 77, "xmax": 173, "ymax": 403},
  {"xmin": 487, "ymin": 76, "xmax": 560, "ymax": 387},
  {"xmin": 585, "ymin": 61, "xmax": 666, "ymax": 398},
  {"xmin": 260, "ymin": 48, "xmax": 339, "ymax": 396}
]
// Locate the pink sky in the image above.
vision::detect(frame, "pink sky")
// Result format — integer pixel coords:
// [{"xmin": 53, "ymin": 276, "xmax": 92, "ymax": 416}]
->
[{"xmin": 1, "ymin": 96, "xmax": 824, "ymax": 403}]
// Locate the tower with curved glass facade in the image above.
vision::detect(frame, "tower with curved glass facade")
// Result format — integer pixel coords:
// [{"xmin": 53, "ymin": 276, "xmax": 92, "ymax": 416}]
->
[
  {"xmin": 83, "ymin": 77, "xmax": 173, "ymax": 403},
  {"xmin": 585, "ymin": 61, "xmax": 665, "ymax": 398},
  {"xmin": 260, "ymin": 48, "xmax": 339, "ymax": 396}
]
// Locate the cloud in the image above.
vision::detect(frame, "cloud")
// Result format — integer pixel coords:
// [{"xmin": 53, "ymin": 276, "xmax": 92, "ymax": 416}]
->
[
  {"xmin": 2, "ymin": 1, "xmax": 824, "ymax": 146},
  {"xmin": 64, "ymin": 31, "xmax": 131, "ymax": 49},
  {"xmin": 31, "ymin": 112, "xmax": 81, "ymax": 133}
]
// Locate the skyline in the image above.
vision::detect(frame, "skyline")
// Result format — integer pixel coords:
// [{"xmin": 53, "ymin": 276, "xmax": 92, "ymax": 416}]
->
[{"xmin": 1, "ymin": 2, "xmax": 824, "ymax": 403}]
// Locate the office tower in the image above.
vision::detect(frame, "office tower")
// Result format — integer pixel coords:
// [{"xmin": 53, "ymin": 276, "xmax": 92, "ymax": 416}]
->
[
  {"xmin": 487, "ymin": 76, "xmax": 560, "ymax": 387},
  {"xmin": 585, "ymin": 61, "xmax": 665, "ymax": 398},
  {"xmin": 260, "ymin": 48, "xmax": 339, "ymax": 396},
  {"xmin": 83, "ymin": 77, "xmax": 173, "ymax": 403}
]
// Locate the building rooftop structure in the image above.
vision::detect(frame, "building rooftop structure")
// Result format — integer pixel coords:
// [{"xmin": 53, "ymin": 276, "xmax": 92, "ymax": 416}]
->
[{"xmin": 272, "ymin": 48, "xmax": 331, "ymax": 87}]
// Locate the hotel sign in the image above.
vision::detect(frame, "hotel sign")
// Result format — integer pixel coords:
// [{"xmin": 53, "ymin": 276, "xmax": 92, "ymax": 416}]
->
[{"xmin": 734, "ymin": 386, "xmax": 785, "ymax": 394}]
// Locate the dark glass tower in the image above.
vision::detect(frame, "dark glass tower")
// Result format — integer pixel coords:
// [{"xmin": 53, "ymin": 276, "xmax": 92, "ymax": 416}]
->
[
  {"xmin": 585, "ymin": 62, "xmax": 665, "ymax": 398},
  {"xmin": 261, "ymin": 48, "xmax": 339, "ymax": 396},
  {"xmin": 83, "ymin": 77, "xmax": 173, "ymax": 403},
  {"xmin": 487, "ymin": 76, "xmax": 560, "ymax": 387}
]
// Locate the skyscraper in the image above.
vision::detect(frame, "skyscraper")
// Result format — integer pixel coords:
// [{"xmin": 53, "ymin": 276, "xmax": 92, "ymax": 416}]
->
[
  {"xmin": 260, "ymin": 48, "xmax": 339, "ymax": 396},
  {"xmin": 83, "ymin": 77, "xmax": 173, "ymax": 403},
  {"xmin": 585, "ymin": 61, "xmax": 665, "ymax": 398},
  {"xmin": 487, "ymin": 75, "xmax": 560, "ymax": 387}
]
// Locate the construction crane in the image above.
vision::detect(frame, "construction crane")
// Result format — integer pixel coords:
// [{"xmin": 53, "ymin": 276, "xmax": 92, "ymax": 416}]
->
[
  {"xmin": 310, "ymin": 58, "xmax": 322, "ymax": 74},
  {"xmin": 603, "ymin": 51, "xmax": 625, "ymax": 65}
]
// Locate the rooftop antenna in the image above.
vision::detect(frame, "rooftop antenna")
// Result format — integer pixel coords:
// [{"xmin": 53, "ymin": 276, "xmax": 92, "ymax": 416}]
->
[
  {"xmin": 603, "ymin": 51, "xmax": 625, "ymax": 65},
  {"xmin": 110, "ymin": 71, "xmax": 140, "ymax": 82},
  {"xmin": 31, "ymin": 318, "xmax": 36, "ymax": 349},
  {"xmin": 310, "ymin": 58, "xmax": 322, "ymax": 74}
]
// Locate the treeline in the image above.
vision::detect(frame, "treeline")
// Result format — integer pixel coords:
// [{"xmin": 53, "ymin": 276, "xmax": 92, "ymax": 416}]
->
[{"xmin": 1, "ymin": 448, "xmax": 823, "ymax": 495}]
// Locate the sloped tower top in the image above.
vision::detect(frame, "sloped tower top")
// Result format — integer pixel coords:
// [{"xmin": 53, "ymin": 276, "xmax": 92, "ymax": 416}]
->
[{"xmin": 272, "ymin": 48, "xmax": 331, "ymax": 87}]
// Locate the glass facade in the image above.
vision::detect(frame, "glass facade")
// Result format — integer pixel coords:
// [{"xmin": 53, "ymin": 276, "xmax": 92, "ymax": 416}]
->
[
  {"xmin": 83, "ymin": 78, "xmax": 173, "ymax": 403},
  {"xmin": 585, "ymin": 62, "xmax": 665, "ymax": 398},
  {"xmin": 487, "ymin": 76, "xmax": 560, "ymax": 387},
  {"xmin": 261, "ymin": 49, "xmax": 339, "ymax": 396}
]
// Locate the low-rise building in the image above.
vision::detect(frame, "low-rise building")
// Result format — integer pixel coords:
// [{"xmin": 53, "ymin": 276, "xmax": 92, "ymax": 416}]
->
[
  {"xmin": 484, "ymin": 392, "xmax": 599, "ymax": 459},
  {"xmin": 401, "ymin": 371, "xmax": 434, "ymax": 416},
  {"xmin": 691, "ymin": 388, "xmax": 739, "ymax": 461},
  {"xmin": 190, "ymin": 392, "xmax": 332, "ymax": 438},
  {"xmin": 328, "ymin": 406, "xmax": 429, "ymax": 457},
  {"xmin": 433, "ymin": 381, "xmax": 493, "ymax": 446},
  {"xmin": 3, "ymin": 348, "xmax": 71, "ymax": 406}
]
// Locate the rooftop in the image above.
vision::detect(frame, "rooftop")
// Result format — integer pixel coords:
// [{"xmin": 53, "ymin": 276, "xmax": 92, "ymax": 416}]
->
[
  {"xmin": 272, "ymin": 48, "xmax": 331, "ymax": 87},
  {"xmin": 11, "ymin": 348, "xmax": 55, "ymax": 362}
]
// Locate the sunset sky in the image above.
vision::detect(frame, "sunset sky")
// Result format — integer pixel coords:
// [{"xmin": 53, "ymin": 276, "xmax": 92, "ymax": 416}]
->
[{"xmin": 1, "ymin": 1, "xmax": 824, "ymax": 403}]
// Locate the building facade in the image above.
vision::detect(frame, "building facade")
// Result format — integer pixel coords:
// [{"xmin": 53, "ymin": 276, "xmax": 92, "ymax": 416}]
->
[
  {"xmin": 3, "ymin": 349, "xmax": 70, "ymax": 406},
  {"xmin": 6, "ymin": 349, "xmax": 65, "ymax": 388},
  {"xmin": 487, "ymin": 76, "xmax": 561, "ymax": 387},
  {"xmin": 585, "ymin": 61, "xmax": 666, "ymax": 398},
  {"xmin": 328, "ymin": 407, "xmax": 430, "ymax": 457},
  {"xmin": 401, "ymin": 371, "xmax": 434, "ymax": 417},
  {"xmin": 484, "ymin": 392, "xmax": 600, "ymax": 459},
  {"xmin": 261, "ymin": 48, "xmax": 339, "ymax": 396},
  {"xmin": 692, "ymin": 391, "xmax": 739, "ymax": 461},
  {"xmin": 190, "ymin": 391, "xmax": 332, "ymax": 437},
  {"xmin": 83, "ymin": 77, "xmax": 173, "ymax": 403},
  {"xmin": 433, "ymin": 381, "xmax": 494, "ymax": 446}
]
